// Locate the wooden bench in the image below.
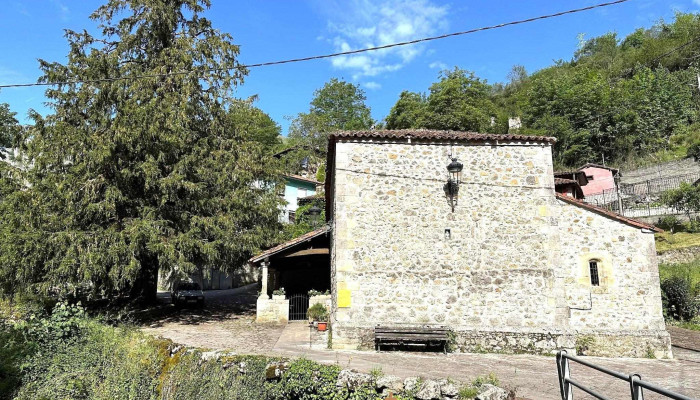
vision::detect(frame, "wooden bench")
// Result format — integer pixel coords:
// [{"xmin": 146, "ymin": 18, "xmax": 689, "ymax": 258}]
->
[{"xmin": 374, "ymin": 326, "xmax": 450, "ymax": 353}]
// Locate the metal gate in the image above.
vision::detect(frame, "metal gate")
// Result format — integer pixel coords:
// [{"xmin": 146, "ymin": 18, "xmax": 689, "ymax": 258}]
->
[{"xmin": 289, "ymin": 293, "xmax": 309, "ymax": 321}]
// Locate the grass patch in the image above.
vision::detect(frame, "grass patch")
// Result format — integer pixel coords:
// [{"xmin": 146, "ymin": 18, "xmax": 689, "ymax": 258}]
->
[
  {"xmin": 655, "ymin": 232, "xmax": 700, "ymax": 253},
  {"xmin": 667, "ymin": 318, "xmax": 700, "ymax": 331},
  {"xmin": 1, "ymin": 299, "xmax": 419, "ymax": 400},
  {"xmin": 458, "ymin": 373, "xmax": 500, "ymax": 399},
  {"xmin": 658, "ymin": 260, "xmax": 700, "ymax": 288}
]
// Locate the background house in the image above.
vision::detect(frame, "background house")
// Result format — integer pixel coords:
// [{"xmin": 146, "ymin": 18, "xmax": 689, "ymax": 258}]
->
[
  {"xmin": 579, "ymin": 163, "xmax": 620, "ymax": 197},
  {"xmin": 280, "ymin": 174, "xmax": 322, "ymax": 223}
]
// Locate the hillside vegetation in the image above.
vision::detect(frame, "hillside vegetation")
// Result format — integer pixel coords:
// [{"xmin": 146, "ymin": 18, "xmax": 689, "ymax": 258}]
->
[
  {"xmin": 385, "ymin": 13, "xmax": 700, "ymax": 169},
  {"xmin": 0, "ymin": 300, "xmax": 502, "ymax": 400}
]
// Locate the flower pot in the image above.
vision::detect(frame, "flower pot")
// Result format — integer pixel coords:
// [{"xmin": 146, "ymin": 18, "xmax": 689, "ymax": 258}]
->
[{"xmin": 317, "ymin": 322, "xmax": 328, "ymax": 331}]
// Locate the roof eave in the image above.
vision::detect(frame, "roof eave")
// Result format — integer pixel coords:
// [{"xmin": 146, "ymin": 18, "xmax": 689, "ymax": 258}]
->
[{"xmin": 555, "ymin": 193, "xmax": 662, "ymax": 232}]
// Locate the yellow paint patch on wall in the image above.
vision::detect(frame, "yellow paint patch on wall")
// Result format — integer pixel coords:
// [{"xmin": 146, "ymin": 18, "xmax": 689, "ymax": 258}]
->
[
  {"xmin": 337, "ymin": 262, "xmax": 354, "ymax": 272},
  {"xmin": 337, "ymin": 289, "xmax": 351, "ymax": 308}
]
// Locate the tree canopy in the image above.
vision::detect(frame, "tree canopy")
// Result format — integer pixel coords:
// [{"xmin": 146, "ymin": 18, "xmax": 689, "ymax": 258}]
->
[
  {"xmin": 0, "ymin": 0, "xmax": 283, "ymax": 302},
  {"xmin": 0, "ymin": 100, "xmax": 20, "ymax": 151},
  {"xmin": 283, "ymin": 78, "xmax": 373, "ymax": 176},
  {"xmin": 384, "ymin": 13, "xmax": 700, "ymax": 169},
  {"xmin": 386, "ymin": 68, "xmax": 505, "ymax": 133}
]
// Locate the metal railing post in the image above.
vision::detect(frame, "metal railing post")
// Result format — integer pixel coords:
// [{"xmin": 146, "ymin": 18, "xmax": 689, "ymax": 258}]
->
[
  {"xmin": 630, "ymin": 374, "xmax": 644, "ymax": 400},
  {"xmin": 561, "ymin": 353, "xmax": 573, "ymax": 400},
  {"xmin": 557, "ymin": 351, "xmax": 565, "ymax": 399}
]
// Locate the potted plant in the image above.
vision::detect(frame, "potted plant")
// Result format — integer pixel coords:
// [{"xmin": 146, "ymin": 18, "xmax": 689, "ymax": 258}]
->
[
  {"xmin": 308, "ymin": 303, "xmax": 328, "ymax": 331},
  {"xmin": 272, "ymin": 287, "xmax": 285, "ymax": 300}
]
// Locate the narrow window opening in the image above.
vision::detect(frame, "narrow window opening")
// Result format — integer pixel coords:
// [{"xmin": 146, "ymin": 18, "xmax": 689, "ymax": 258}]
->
[{"xmin": 589, "ymin": 260, "xmax": 600, "ymax": 286}]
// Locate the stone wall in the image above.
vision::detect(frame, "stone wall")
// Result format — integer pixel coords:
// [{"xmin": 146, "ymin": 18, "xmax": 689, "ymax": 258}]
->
[
  {"xmin": 256, "ymin": 295, "xmax": 289, "ymax": 324},
  {"xmin": 657, "ymin": 246, "xmax": 700, "ymax": 264},
  {"xmin": 557, "ymin": 201, "xmax": 666, "ymax": 333},
  {"xmin": 329, "ymin": 138, "xmax": 670, "ymax": 357},
  {"xmin": 621, "ymin": 157, "xmax": 700, "ymax": 185}
]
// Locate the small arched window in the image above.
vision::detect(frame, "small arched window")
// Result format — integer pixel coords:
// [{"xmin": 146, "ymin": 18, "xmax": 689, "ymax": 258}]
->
[{"xmin": 589, "ymin": 260, "xmax": 600, "ymax": 286}]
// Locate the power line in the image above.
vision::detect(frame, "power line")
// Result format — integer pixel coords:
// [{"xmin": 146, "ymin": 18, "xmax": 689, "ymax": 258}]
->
[{"xmin": 0, "ymin": 0, "xmax": 630, "ymax": 89}]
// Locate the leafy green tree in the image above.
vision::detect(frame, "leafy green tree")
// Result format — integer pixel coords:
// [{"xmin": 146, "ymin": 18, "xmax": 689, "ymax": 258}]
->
[
  {"xmin": 383, "ymin": 13, "xmax": 700, "ymax": 168},
  {"xmin": 0, "ymin": 99, "xmax": 21, "ymax": 203},
  {"xmin": 227, "ymin": 98, "xmax": 281, "ymax": 150},
  {"xmin": 424, "ymin": 68, "xmax": 505, "ymax": 133},
  {"xmin": 662, "ymin": 183, "xmax": 700, "ymax": 219},
  {"xmin": 0, "ymin": 0, "xmax": 282, "ymax": 302},
  {"xmin": 385, "ymin": 91, "xmax": 427, "ymax": 130},
  {"xmin": 285, "ymin": 78, "xmax": 373, "ymax": 176},
  {"xmin": 384, "ymin": 68, "xmax": 505, "ymax": 133}
]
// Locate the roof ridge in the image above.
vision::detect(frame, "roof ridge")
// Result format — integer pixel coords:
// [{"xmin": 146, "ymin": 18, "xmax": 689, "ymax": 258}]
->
[{"xmin": 329, "ymin": 129, "xmax": 556, "ymax": 144}]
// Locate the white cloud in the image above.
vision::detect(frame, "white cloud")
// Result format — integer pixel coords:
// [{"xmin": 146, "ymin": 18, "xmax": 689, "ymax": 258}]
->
[
  {"xmin": 429, "ymin": 61, "xmax": 448, "ymax": 70},
  {"xmin": 50, "ymin": 0, "xmax": 69, "ymax": 21},
  {"xmin": 363, "ymin": 81, "xmax": 381, "ymax": 90},
  {"xmin": 320, "ymin": 0, "xmax": 449, "ymax": 79}
]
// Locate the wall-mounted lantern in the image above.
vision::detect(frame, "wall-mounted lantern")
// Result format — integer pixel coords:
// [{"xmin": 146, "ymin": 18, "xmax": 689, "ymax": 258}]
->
[
  {"xmin": 308, "ymin": 205, "xmax": 322, "ymax": 227},
  {"xmin": 444, "ymin": 156, "xmax": 463, "ymax": 212}
]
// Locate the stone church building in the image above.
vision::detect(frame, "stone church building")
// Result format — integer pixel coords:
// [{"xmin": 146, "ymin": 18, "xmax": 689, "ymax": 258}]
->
[{"xmin": 253, "ymin": 129, "xmax": 670, "ymax": 358}]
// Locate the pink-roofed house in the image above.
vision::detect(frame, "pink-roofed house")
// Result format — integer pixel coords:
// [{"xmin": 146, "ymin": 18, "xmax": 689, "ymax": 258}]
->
[{"xmin": 578, "ymin": 163, "xmax": 620, "ymax": 197}]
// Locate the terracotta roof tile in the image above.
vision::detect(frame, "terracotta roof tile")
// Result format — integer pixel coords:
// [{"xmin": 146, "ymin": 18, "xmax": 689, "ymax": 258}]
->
[
  {"xmin": 556, "ymin": 193, "xmax": 661, "ymax": 232},
  {"xmin": 554, "ymin": 178, "xmax": 578, "ymax": 185},
  {"xmin": 249, "ymin": 225, "xmax": 330, "ymax": 264},
  {"xmin": 330, "ymin": 129, "xmax": 556, "ymax": 144}
]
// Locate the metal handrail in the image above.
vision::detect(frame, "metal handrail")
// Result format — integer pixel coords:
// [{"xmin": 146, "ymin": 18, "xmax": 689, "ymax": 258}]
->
[{"xmin": 557, "ymin": 350, "xmax": 697, "ymax": 400}]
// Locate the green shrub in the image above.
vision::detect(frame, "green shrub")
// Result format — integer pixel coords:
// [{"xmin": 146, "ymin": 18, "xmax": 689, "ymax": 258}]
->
[
  {"xmin": 14, "ymin": 322, "xmax": 169, "ymax": 400},
  {"xmin": 307, "ymin": 303, "xmax": 328, "ymax": 321},
  {"xmin": 688, "ymin": 141, "xmax": 700, "ymax": 161},
  {"xmin": 0, "ymin": 320, "xmax": 34, "ymax": 399},
  {"xmin": 656, "ymin": 216, "xmax": 684, "ymax": 233},
  {"xmin": 661, "ymin": 276, "xmax": 699, "ymax": 320},
  {"xmin": 265, "ymin": 358, "xmax": 342, "ymax": 400}
]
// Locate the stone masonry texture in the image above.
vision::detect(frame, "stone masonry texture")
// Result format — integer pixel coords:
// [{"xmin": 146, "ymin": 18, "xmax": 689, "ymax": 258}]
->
[{"xmin": 329, "ymin": 137, "xmax": 670, "ymax": 357}]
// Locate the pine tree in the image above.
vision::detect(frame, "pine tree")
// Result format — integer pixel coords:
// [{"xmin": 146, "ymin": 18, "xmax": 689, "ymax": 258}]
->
[{"xmin": 0, "ymin": 0, "xmax": 282, "ymax": 302}]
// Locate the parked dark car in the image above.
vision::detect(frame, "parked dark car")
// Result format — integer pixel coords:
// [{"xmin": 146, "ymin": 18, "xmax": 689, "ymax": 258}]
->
[{"xmin": 171, "ymin": 282, "xmax": 205, "ymax": 308}]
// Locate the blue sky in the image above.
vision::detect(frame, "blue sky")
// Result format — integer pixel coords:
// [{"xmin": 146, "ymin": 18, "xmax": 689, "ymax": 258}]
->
[{"xmin": 0, "ymin": 0, "xmax": 698, "ymax": 134}]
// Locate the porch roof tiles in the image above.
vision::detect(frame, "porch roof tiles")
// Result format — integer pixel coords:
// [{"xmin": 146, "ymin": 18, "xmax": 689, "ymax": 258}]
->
[{"xmin": 249, "ymin": 225, "xmax": 330, "ymax": 264}]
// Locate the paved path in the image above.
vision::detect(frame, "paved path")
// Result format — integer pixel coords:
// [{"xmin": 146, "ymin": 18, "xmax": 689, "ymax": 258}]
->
[
  {"xmin": 141, "ymin": 284, "xmax": 286, "ymax": 353},
  {"xmin": 270, "ymin": 323, "xmax": 700, "ymax": 400}
]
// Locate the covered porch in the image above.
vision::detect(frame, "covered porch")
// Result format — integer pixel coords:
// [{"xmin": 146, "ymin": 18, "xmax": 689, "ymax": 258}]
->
[{"xmin": 249, "ymin": 226, "xmax": 331, "ymax": 323}]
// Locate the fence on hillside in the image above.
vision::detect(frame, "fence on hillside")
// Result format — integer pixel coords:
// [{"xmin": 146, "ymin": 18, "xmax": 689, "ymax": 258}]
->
[{"xmin": 583, "ymin": 172, "xmax": 700, "ymax": 219}]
